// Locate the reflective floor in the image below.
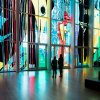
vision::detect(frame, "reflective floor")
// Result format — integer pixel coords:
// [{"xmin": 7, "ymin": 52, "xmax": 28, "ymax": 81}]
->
[{"xmin": 0, "ymin": 68, "xmax": 100, "ymax": 100}]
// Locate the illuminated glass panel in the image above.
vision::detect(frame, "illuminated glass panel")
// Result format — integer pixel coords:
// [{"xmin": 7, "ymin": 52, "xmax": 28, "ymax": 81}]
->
[
  {"xmin": 51, "ymin": 0, "xmax": 72, "ymax": 45},
  {"xmin": 51, "ymin": 19, "xmax": 58, "ymax": 44},
  {"xmin": 75, "ymin": 0, "xmax": 89, "ymax": 67},
  {"xmin": 31, "ymin": 0, "xmax": 39, "ymax": 16},
  {"xmin": 75, "ymin": 0, "xmax": 79, "ymax": 3},
  {"xmin": 93, "ymin": 29, "xmax": 100, "ymax": 66},
  {"xmin": 51, "ymin": 45, "xmax": 70, "ymax": 68},
  {"xmin": 0, "ymin": 0, "xmax": 50, "ymax": 71},
  {"xmin": 51, "ymin": 46, "xmax": 55, "ymax": 61},
  {"xmin": 0, "ymin": 0, "xmax": 17, "ymax": 71},
  {"xmin": 52, "ymin": 46, "xmax": 59, "ymax": 60},
  {"xmin": 94, "ymin": 0, "xmax": 100, "ymax": 10},
  {"xmin": 94, "ymin": 9, "xmax": 100, "ymax": 28},
  {"xmin": 75, "ymin": 25, "xmax": 79, "ymax": 46},
  {"xmin": 51, "ymin": 0, "xmax": 73, "ymax": 67},
  {"xmin": 4, "ymin": 41, "xmax": 17, "ymax": 71},
  {"xmin": 39, "ymin": 0, "xmax": 47, "ymax": 17},
  {"xmin": 39, "ymin": 45, "xmax": 46, "ymax": 68},
  {"xmin": 38, "ymin": 17, "xmax": 48, "ymax": 43},
  {"xmin": 93, "ymin": 48, "xmax": 99, "ymax": 65},
  {"xmin": 93, "ymin": 0, "xmax": 100, "ymax": 66},
  {"xmin": 17, "ymin": 0, "xmax": 29, "ymax": 70},
  {"xmin": 93, "ymin": 29, "xmax": 100, "ymax": 48},
  {"xmin": 1, "ymin": 0, "xmax": 100, "ymax": 70},
  {"xmin": 20, "ymin": 0, "xmax": 28, "ymax": 13},
  {"xmin": 64, "ymin": 47, "xmax": 70, "ymax": 68},
  {"xmin": 75, "ymin": 2, "xmax": 79, "ymax": 24},
  {"xmin": 28, "ymin": 44, "xmax": 37, "ymax": 69},
  {"xmin": 28, "ymin": 0, "xmax": 49, "ymax": 68},
  {"xmin": 0, "ymin": 16, "xmax": 6, "ymax": 29},
  {"xmin": 19, "ymin": 42, "xmax": 28, "ymax": 71}
]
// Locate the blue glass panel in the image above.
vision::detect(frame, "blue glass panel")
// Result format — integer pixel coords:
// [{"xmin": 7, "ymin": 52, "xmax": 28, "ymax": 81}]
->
[
  {"xmin": 94, "ymin": 0, "xmax": 100, "ymax": 10},
  {"xmin": 0, "ymin": 16, "xmax": 6, "ymax": 29}
]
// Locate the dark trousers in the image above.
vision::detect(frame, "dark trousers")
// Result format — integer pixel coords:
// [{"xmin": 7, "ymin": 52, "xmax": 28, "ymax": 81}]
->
[
  {"xmin": 59, "ymin": 68, "xmax": 63, "ymax": 77},
  {"xmin": 53, "ymin": 69, "xmax": 57, "ymax": 77}
]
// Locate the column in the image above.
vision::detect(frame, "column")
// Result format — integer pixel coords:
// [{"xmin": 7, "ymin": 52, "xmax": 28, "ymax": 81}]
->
[
  {"xmin": 89, "ymin": 0, "xmax": 94, "ymax": 67},
  {"xmin": 16, "ymin": 0, "xmax": 20, "ymax": 72},
  {"xmin": 47, "ymin": 0, "xmax": 51, "ymax": 70},
  {"xmin": 71, "ymin": 0, "xmax": 75, "ymax": 68}
]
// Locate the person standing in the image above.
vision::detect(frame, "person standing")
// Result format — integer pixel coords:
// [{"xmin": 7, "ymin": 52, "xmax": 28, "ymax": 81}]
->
[
  {"xmin": 58, "ymin": 54, "xmax": 63, "ymax": 77},
  {"xmin": 51, "ymin": 56, "xmax": 57, "ymax": 78}
]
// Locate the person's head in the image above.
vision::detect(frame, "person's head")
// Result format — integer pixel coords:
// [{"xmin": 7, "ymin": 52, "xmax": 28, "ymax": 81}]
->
[
  {"xmin": 60, "ymin": 54, "xmax": 62, "ymax": 58},
  {"xmin": 54, "ymin": 56, "xmax": 56, "ymax": 60}
]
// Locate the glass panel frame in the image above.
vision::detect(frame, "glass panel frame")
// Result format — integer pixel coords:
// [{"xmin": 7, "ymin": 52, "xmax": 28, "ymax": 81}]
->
[
  {"xmin": 51, "ymin": 45, "xmax": 71, "ymax": 69},
  {"xmin": 38, "ymin": 44, "xmax": 47, "ymax": 68},
  {"xmin": 75, "ymin": 46, "xmax": 89, "ymax": 68}
]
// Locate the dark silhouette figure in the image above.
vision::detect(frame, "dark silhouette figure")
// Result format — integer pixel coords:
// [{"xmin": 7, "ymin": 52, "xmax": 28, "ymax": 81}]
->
[
  {"xmin": 58, "ymin": 54, "xmax": 63, "ymax": 77},
  {"xmin": 51, "ymin": 56, "xmax": 57, "ymax": 78}
]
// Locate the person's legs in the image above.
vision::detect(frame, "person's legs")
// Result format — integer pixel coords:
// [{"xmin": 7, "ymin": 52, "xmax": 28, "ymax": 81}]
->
[
  {"xmin": 60, "ymin": 67, "xmax": 63, "ymax": 77},
  {"xmin": 59, "ymin": 68, "xmax": 62, "ymax": 77},
  {"xmin": 61, "ymin": 69, "xmax": 62, "ymax": 76},
  {"xmin": 52, "ymin": 70, "xmax": 54, "ymax": 78},
  {"xmin": 61, "ymin": 68, "xmax": 63, "ymax": 77},
  {"xmin": 55, "ymin": 70, "xmax": 57, "ymax": 78}
]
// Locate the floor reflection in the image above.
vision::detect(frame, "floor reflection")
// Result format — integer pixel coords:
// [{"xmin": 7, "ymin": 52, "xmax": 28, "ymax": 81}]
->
[{"xmin": 0, "ymin": 68, "xmax": 100, "ymax": 100}]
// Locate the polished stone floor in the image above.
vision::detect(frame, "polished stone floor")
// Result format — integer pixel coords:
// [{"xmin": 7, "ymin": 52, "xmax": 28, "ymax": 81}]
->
[{"xmin": 0, "ymin": 68, "xmax": 100, "ymax": 100}]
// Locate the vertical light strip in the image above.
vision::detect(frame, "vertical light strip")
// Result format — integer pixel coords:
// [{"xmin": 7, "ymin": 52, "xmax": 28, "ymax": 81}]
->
[
  {"xmin": 2, "ymin": 0, "xmax": 5, "ymax": 71},
  {"xmin": 89, "ymin": 0, "xmax": 94, "ymax": 67},
  {"xmin": 71, "ymin": 0, "xmax": 75, "ymax": 68},
  {"xmin": 25, "ymin": 0, "xmax": 29, "ymax": 70},
  {"xmin": 16, "ymin": 0, "xmax": 20, "ymax": 72},
  {"xmin": 47, "ymin": 0, "xmax": 51, "ymax": 69}
]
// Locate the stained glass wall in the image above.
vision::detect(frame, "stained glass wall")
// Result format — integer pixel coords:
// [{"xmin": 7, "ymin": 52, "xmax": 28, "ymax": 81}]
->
[
  {"xmin": 0, "ymin": 0, "xmax": 17, "ymax": 71},
  {"xmin": 0, "ymin": 0, "xmax": 100, "ymax": 72},
  {"xmin": 0, "ymin": 0, "xmax": 50, "ymax": 72},
  {"xmin": 75, "ymin": 0, "xmax": 89, "ymax": 67},
  {"xmin": 93, "ymin": 0, "xmax": 100, "ymax": 67},
  {"xmin": 51, "ymin": 0, "xmax": 73, "ymax": 68},
  {"xmin": 27, "ymin": 0, "xmax": 50, "ymax": 68}
]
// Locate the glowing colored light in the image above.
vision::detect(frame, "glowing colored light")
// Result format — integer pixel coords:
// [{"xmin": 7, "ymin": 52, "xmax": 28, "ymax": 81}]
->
[
  {"xmin": 0, "ymin": 33, "xmax": 11, "ymax": 42},
  {"xmin": 0, "ymin": 16, "xmax": 6, "ymax": 29}
]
